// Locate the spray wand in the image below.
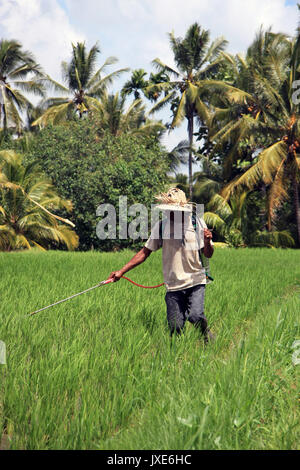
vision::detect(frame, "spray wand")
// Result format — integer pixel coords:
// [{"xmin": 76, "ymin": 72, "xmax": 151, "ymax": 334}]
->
[{"xmin": 28, "ymin": 276, "xmax": 164, "ymax": 316}]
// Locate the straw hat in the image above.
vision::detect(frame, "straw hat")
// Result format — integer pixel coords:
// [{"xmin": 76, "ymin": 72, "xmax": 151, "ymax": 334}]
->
[{"xmin": 154, "ymin": 187, "xmax": 193, "ymax": 212}]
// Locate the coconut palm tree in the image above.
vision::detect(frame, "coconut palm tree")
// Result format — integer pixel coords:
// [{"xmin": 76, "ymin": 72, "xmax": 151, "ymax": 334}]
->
[
  {"xmin": 0, "ymin": 39, "xmax": 46, "ymax": 134},
  {"xmin": 91, "ymin": 91, "xmax": 165, "ymax": 137},
  {"xmin": 206, "ymin": 28, "xmax": 291, "ymax": 179},
  {"xmin": 122, "ymin": 69, "xmax": 171, "ymax": 103},
  {"xmin": 211, "ymin": 27, "xmax": 300, "ymax": 243},
  {"xmin": 147, "ymin": 23, "xmax": 228, "ymax": 197},
  {"xmin": 32, "ymin": 42, "xmax": 129, "ymax": 127},
  {"xmin": 121, "ymin": 69, "xmax": 149, "ymax": 100},
  {"xmin": 146, "ymin": 70, "xmax": 171, "ymax": 102},
  {"xmin": 0, "ymin": 150, "xmax": 78, "ymax": 251}
]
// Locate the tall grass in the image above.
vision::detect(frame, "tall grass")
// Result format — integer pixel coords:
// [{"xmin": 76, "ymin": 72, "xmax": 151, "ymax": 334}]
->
[{"xmin": 0, "ymin": 248, "xmax": 299, "ymax": 449}]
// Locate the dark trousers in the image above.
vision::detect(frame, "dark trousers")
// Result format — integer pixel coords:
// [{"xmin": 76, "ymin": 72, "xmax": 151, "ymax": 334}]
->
[{"xmin": 165, "ymin": 284, "xmax": 207, "ymax": 336}]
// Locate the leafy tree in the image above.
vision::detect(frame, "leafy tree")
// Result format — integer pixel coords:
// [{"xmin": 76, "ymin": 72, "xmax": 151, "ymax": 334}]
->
[
  {"xmin": 26, "ymin": 119, "xmax": 169, "ymax": 250},
  {"xmin": 0, "ymin": 150, "xmax": 78, "ymax": 251},
  {"xmin": 32, "ymin": 42, "xmax": 129, "ymax": 127}
]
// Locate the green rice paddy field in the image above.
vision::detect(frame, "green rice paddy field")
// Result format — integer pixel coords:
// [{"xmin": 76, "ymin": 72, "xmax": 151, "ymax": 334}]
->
[{"xmin": 0, "ymin": 247, "xmax": 299, "ymax": 450}]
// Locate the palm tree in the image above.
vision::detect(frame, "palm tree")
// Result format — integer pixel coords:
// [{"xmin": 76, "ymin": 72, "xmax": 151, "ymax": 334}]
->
[
  {"xmin": 91, "ymin": 91, "xmax": 165, "ymax": 137},
  {"xmin": 0, "ymin": 150, "xmax": 78, "ymax": 251},
  {"xmin": 146, "ymin": 71, "xmax": 171, "ymax": 102},
  {"xmin": 121, "ymin": 69, "xmax": 149, "ymax": 100},
  {"xmin": 206, "ymin": 28, "xmax": 291, "ymax": 179},
  {"xmin": 122, "ymin": 69, "xmax": 171, "ymax": 103},
  {"xmin": 148, "ymin": 23, "xmax": 228, "ymax": 197},
  {"xmin": 32, "ymin": 42, "xmax": 129, "ymax": 127},
  {"xmin": 0, "ymin": 39, "xmax": 46, "ymax": 134},
  {"xmin": 210, "ymin": 27, "xmax": 300, "ymax": 243}
]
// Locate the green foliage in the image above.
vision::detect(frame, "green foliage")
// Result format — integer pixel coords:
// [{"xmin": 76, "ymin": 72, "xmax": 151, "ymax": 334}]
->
[{"xmin": 25, "ymin": 118, "xmax": 169, "ymax": 250}]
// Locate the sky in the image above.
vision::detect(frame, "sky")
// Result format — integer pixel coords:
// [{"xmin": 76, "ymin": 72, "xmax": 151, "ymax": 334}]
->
[{"xmin": 0, "ymin": 0, "xmax": 299, "ymax": 172}]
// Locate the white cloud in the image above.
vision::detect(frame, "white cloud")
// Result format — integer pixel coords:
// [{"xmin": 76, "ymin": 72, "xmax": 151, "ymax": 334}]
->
[
  {"xmin": 0, "ymin": 0, "xmax": 85, "ymax": 83},
  {"xmin": 63, "ymin": 0, "xmax": 297, "ymax": 58},
  {"xmin": 116, "ymin": 0, "xmax": 149, "ymax": 21}
]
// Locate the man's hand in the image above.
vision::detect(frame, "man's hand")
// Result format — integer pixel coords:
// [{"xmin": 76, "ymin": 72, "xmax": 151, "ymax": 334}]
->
[
  {"xmin": 108, "ymin": 270, "xmax": 124, "ymax": 282},
  {"xmin": 204, "ymin": 228, "xmax": 213, "ymax": 242},
  {"xmin": 107, "ymin": 247, "xmax": 151, "ymax": 283},
  {"xmin": 203, "ymin": 228, "xmax": 214, "ymax": 258}
]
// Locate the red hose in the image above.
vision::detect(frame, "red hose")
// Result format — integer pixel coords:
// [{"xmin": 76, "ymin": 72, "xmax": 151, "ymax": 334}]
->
[{"xmin": 121, "ymin": 275, "xmax": 164, "ymax": 289}]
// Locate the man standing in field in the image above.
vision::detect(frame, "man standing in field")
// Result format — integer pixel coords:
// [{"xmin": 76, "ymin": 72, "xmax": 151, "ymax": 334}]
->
[{"xmin": 108, "ymin": 188, "xmax": 215, "ymax": 344}]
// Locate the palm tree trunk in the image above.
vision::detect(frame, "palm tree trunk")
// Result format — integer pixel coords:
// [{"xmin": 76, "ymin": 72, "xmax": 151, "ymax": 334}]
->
[
  {"xmin": 187, "ymin": 115, "xmax": 194, "ymax": 199},
  {"xmin": 292, "ymin": 171, "xmax": 300, "ymax": 245},
  {"xmin": 265, "ymin": 185, "xmax": 272, "ymax": 232},
  {"xmin": 259, "ymin": 181, "xmax": 267, "ymax": 230}
]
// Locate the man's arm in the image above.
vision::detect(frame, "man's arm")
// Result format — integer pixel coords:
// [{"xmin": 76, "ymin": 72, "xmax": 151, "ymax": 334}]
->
[{"xmin": 108, "ymin": 246, "xmax": 152, "ymax": 282}]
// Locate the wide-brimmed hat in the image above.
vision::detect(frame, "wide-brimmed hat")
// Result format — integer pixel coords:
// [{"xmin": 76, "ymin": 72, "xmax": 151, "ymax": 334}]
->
[{"xmin": 154, "ymin": 187, "xmax": 193, "ymax": 212}]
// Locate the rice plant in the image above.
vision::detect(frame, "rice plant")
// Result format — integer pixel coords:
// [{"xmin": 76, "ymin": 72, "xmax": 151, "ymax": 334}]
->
[{"xmin": 0, "ymin": 248, "xmax": 299, "ymax": 449}]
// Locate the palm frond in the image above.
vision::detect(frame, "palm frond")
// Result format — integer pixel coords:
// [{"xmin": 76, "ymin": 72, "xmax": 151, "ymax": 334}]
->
[
  {"xmin": 201, "ymin": 36, "xmax": 228, "ymax": 65},
  {"xmin": 31, "ymin": 102, "xmax": 73, "ymax": 127},
  {"xmin": 37, "ymin": 74, "xmax": 69, "ymax": 94},
  {"xmin": 203, "ymin": 211, "xmax": 226, "ymax": 233},
  {"xmin": 259, "ymin": 140, "xmax": 287, "ymax": 184},
  {"xmin": 220, "ymin": 161, "xmax": 261, "ymax": 201},
  {"xmin": 11, "ymin": 80, "xmax": 46, "ymax": 97},
  {"xmin": 87, "ymin": 68, "xmax": 130, "ymax": 96},
  {"xmin": 252, "ymin": 229, "xmax": 295, "ymax": 247},
  {"xmin": 171, "ymin": 90, "xmax": 186, "ymax": 127},
  {"xmin": 267, "ymin": 155, "xmax": 289, "ymax": 221},
  {"xmin": 206, "ymin": 193, "xmax": 232, "ymax": 219},
  {"xmin": 193, "ymin": 175, "xmax": 221, "ymax": 198},
  {"xmin": 0, "ymin": 150, "xmax": 78, "ymax": 251},
  {"xmin": 148, "ymin": 90, "xmax": 177, "ymax": 115},
  {"xmin": 131, "ymin": 121, "xmax": 166, "ymax": 137},
  {"xmin": 151, "ymin": 58, "xmax": 180, "ymax": 78},
  {"xmin": 86, "ymin": 56, "xmax": 119, "ymax": 89}
]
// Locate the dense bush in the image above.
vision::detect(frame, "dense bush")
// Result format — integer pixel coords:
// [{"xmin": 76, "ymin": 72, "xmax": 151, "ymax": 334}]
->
[{"xmin": 26, "ymin": 118, "xmax": 169, "ymax": 250}]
